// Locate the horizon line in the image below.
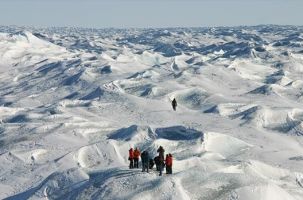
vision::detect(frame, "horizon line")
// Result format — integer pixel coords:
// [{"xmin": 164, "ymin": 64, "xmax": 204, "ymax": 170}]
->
[{"xmin": 1, "ymin": 24, "xmax": 302, "ymax": 31}]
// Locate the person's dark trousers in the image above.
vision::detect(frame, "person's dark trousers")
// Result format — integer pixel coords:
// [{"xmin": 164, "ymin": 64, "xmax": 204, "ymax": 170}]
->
[
  {"xmin": 142, "ymin": 161, "xmax": 148, "ymax": 172},
  {"xmin": 142, "ymin": 161, "xmax": 146, "ymax": 172},
  {"xmin": 149, "ymin": 162, "xmax": 154, "ymax": 169},
  {"xmin": 159, "ymin": 163, "xmax": 164, "ymax": 176},
  {"xmin": 129, "ymin": 159, "xmax": 134, "ymax": 169},
  {"xmin": 134, "ymin": 158, "xmax": 139, "ymax": 168},
  {"xmin": 167, "ymin": 166, "xmax": 172, "ymax": 174},
  {"xmin": 156, "ymin": 164, "xmax": 160, "ymax": 171},
  {"xmin": 145, "ymin": 162, "xmax": 149, "ymax": 173}
]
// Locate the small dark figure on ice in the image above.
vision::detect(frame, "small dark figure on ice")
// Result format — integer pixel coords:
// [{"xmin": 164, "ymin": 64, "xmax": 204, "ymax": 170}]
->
[{"xmin": 172, "ymin": 98, "xmax": 177, "ymax": 111}]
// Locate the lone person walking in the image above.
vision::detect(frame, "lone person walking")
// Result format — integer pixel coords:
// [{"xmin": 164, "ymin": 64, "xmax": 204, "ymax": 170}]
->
[{"xmin": 172, "ymin": 98, "xmax": 177, "ymax": 111}]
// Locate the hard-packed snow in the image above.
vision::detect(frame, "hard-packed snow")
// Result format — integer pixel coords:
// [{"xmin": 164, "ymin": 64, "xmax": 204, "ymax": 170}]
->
[{"xmin": 0, "ymin": 25, "xmax": 303, "ymax": 199}]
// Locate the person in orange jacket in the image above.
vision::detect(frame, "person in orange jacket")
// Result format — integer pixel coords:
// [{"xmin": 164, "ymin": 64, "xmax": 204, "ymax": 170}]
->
[
  {"xmin": 129, "ymin": 148, "xmax": 134, "ymax": 169},
  {"xmin": 165, "ymin": 153, "xmax": 173, "ymax": 174},
  {"xmin": 133, "ymin": 147, "xmax": 141, "ymax": 168}
]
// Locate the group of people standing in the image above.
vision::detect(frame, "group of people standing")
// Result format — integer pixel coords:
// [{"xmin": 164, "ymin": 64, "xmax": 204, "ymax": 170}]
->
[
  {"xmin": 128, "ymin": 146, "xmax": 173, "ymax": 176},
  {"xmin": 127, "ymin": 99, "xmax": 177, "ymax": 175}
]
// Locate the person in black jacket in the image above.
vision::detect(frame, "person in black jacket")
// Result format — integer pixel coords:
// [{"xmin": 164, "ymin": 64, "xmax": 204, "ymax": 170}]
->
[
  {"xmin": 172, "ymin": 98, "xmax": 177, "ymax": 111},
  {"xmin": 141, "ymin": 150, "xmax": 150, "ymax": 173},
  {"xmin": 157, "ymin": 146, "xmax": 165, "ymax": 159},
  {"xmin": 154, "ymin": 156, "xmax": 160, "ymax": 171},
  {"xmin": 157, "ymin": 146, "xmax": 165, "ymax": 176}
]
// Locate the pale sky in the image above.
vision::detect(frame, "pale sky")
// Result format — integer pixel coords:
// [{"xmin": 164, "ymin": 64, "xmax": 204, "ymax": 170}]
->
[{"xmin": 0, "ymin": 0, "xmax": 302, "ymax": 28}]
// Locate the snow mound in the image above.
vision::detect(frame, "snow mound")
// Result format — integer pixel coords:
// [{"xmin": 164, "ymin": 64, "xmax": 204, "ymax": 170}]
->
[
  {"xmin": 114, "ymin": 79, "xmax": 156, "ymax": 97},
  {"xmin": 233, "ymin": 184, "xmax": 297, "ymax": 200},
  {"xmin": 76, "ymin": 141, "xmax": 125, "ymax": 168},
  {"xmin": 80, "ymin": 87, "xmax": 105, "ymax": 100},
  {"xmin": 0, "ymin": 31, "xmax": 67, "ymax": 68},
  {"xmin": 6, "ymin": 168, "xmax": 89, "ymax": 200},
  {"xmin": 172, "ymin": 87, "xmax": 210, "ymax": 110},
  {"xmin": 228, "ymin": 60, "xmax": 275, "ymax": 81},
  {"xmin": 248, "ymin": 84, "xmax": 284, "ymax": 96},
  {"xmin": 108, "ymin": 125, "xmax": 155, "ymax": 142},
  {"xmin": 155, "ymin": 126, "xmax": 202, "ymax": 141},
  {"xmin": 204, "ymin": 103, "xmax": 259, "ymax": 120},
  {"xmin": 204, "ymin": 132, "xmax": 252, "ymax": 158}
]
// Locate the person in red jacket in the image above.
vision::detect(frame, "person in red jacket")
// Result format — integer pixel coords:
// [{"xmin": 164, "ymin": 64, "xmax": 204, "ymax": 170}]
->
[
  {"xmin": 129, "ymin": 148, "xmax": 134, "ymax": 169},
  {"xmin": 133, "ymin": 147, "xmax": 141, "ymax": 168},
  {"xmin": 165, "ymin": 154, "xmax": 169, "ymax": 173},
  {"xmin": 165, "ymin": 153, "xmax": 173, "ymax": 174}
]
